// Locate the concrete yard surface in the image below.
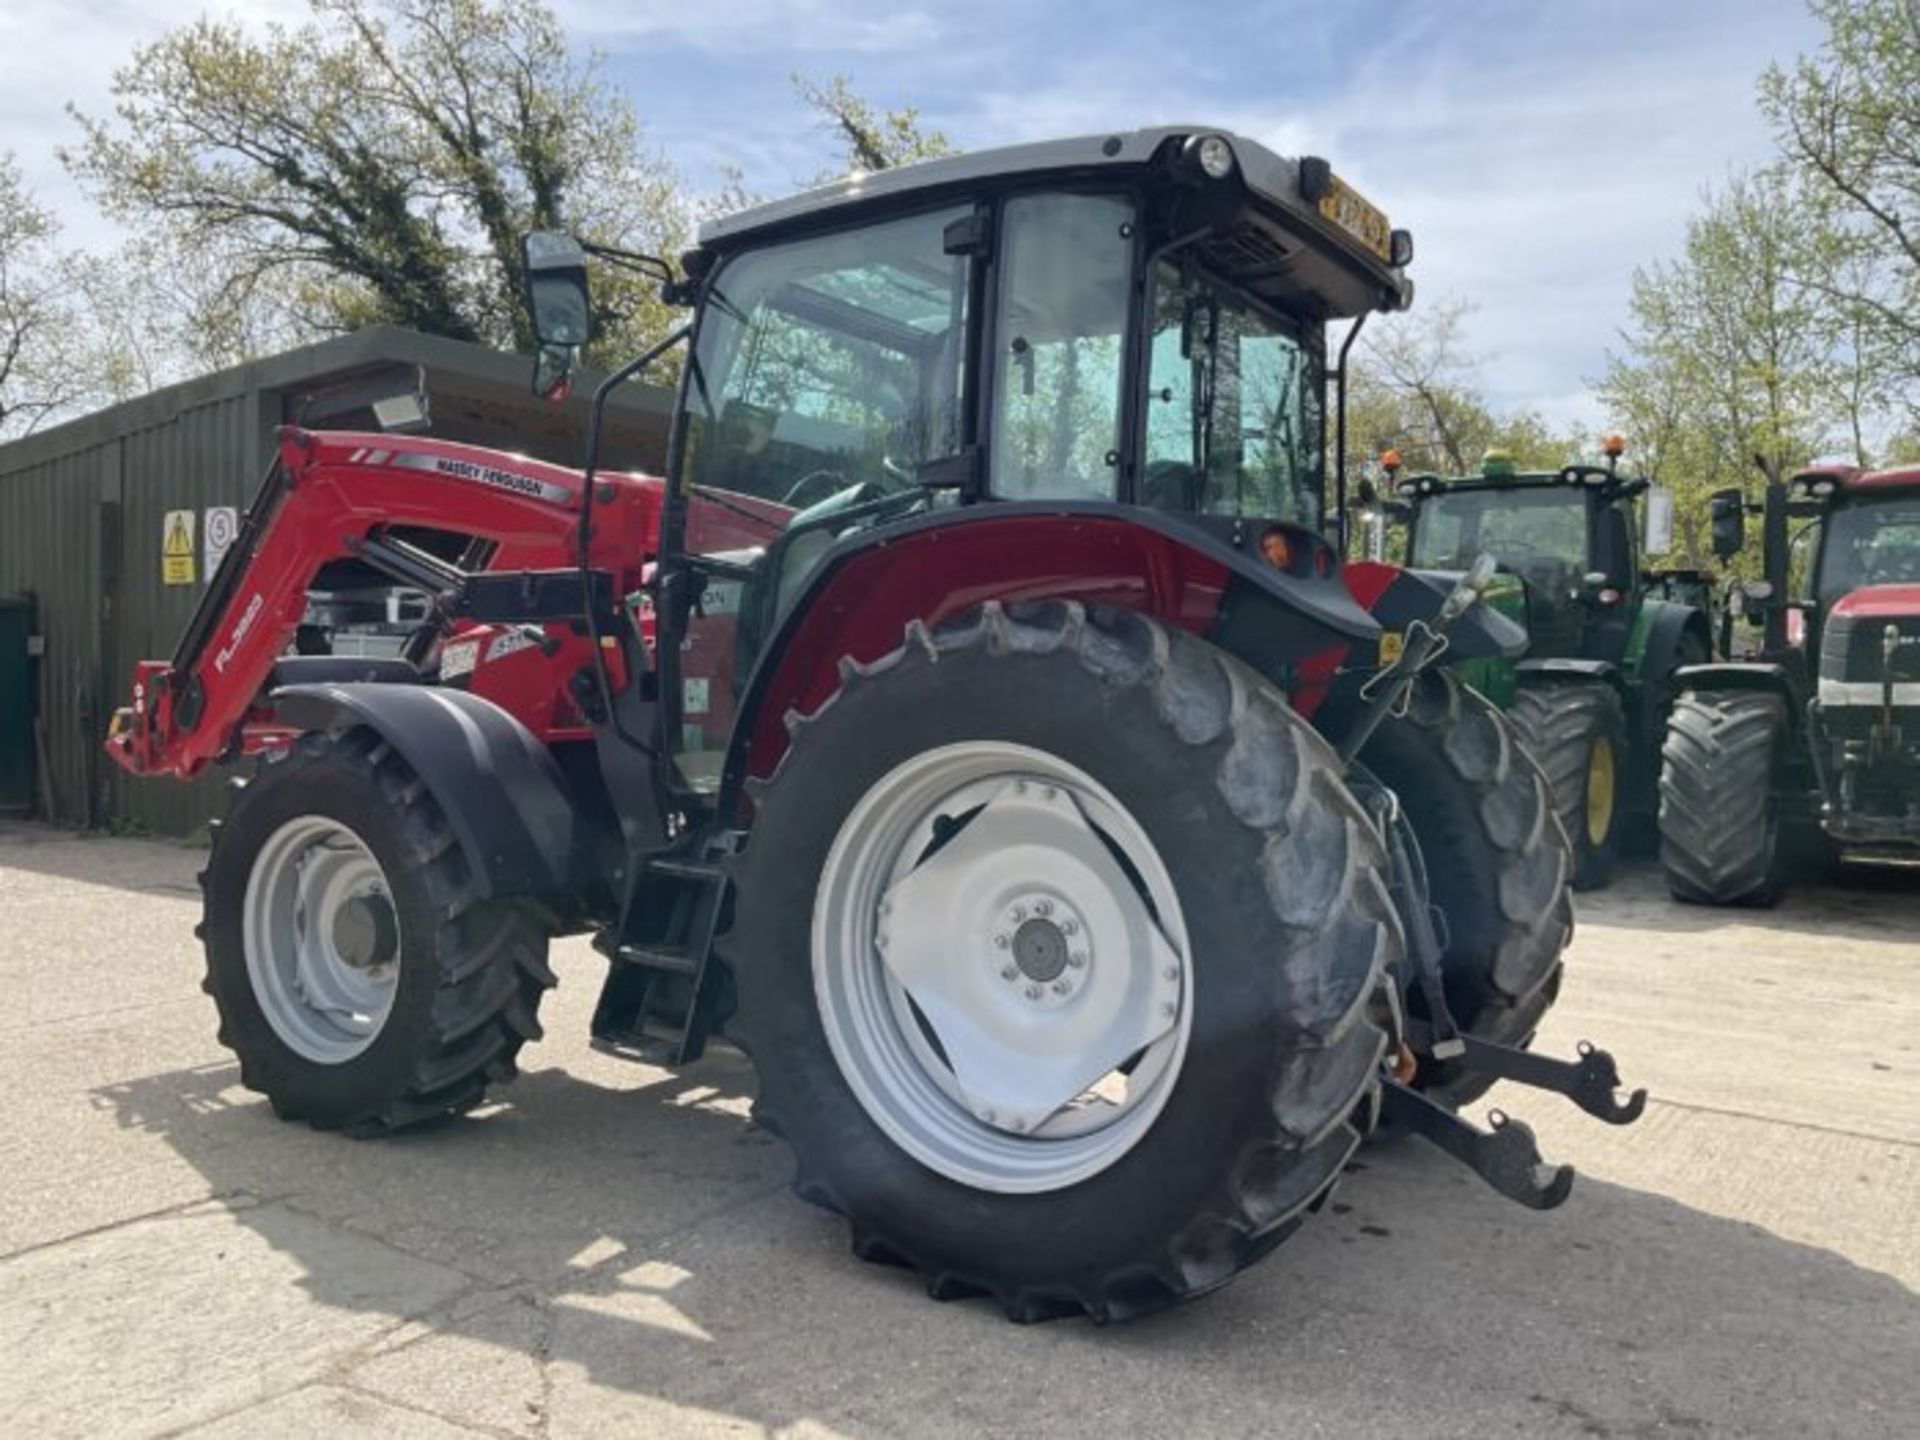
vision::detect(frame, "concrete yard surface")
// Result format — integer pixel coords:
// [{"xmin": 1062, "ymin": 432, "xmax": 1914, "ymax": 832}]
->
[{"xmin": 2, "ymin": 823, "xmax": 1916, "ymax": 1438}]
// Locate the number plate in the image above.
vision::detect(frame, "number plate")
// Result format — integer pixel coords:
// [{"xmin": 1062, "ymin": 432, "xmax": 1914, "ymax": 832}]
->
[
  {"xmin": 1378, "ymin": 630, "xmax": 1404, "ymax": 666},
  {"xmin": 1318, "ymin": 175, "xmax": 1392, "ymax": 262}
]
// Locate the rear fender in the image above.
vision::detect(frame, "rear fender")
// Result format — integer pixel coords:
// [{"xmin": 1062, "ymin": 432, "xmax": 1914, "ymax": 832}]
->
[
  {"xmin": 717, "ymin": 506, "xmax": 1379, "ymax": 810},
  {"xmin": 270, "ymin": 682, "xmax": 588, "ymax": 898}
]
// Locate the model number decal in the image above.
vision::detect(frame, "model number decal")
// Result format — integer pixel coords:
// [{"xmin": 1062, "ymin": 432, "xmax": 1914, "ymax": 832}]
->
[
  {"xmin": 484, "ymin": 629, "xmax": 539, "ymax": 663},
  {"xmin": 213, "ymin": 593, "xmax": 265, "ymax": 674},
  {"xmin": 388, "ymin": 451, "xmax": 573, "ymax": 505}
]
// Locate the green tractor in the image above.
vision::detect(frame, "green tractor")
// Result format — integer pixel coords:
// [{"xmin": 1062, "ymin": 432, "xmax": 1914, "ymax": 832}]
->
[{"xmin": 1373, "ymin": 442, "xmax": 1715, "ymax": 887}]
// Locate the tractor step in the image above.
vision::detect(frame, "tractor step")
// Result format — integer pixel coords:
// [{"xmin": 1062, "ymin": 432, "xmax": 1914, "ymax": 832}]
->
[
  {"xmin": 589, "ymin": 850, "xmax": 732, "ymax": 1067},
  {"xmin": 1379, "ymin": 1082, "xmax": 1575, "ymax": 1210},
  {"xmin": 1407, "ymin": 1025, "xmax": 1647, "ymax": 1125}
]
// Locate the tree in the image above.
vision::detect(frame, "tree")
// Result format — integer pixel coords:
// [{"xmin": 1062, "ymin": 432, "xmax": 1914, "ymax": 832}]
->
[
  {"xmin": 1343, "ymin": 297, "xmax": 1583, "ymax": 491},
  {"xmin": 793, "ymin": 73, "xmax": 953, "ymax": 180},
  {"xmin": 65, "ymin": 0, "xmax": 687, "ymax": 364},
  {"xmin": 1598, "ymin": 171, "xmax": 1834, "ymax": 566},
  {"xmin": 1760, "ymin": 0, "xmax": 1920, "ymax": 425},
  {"xmin": 0, "ymin": 154, "xmax": 88, "ymax": 436}
]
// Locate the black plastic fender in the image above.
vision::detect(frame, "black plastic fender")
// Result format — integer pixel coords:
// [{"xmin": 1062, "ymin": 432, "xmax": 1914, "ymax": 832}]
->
[{"xmin": 271, "ymin": 682, "xmax": 582, "ymax": 898}]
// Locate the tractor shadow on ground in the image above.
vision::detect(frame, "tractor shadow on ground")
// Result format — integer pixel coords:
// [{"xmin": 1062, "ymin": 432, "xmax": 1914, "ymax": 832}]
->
[
  {"xmin": 1578, "ymin": 857, "xmax": 1920, "ymax": 940},
  {"xmin": 91, "ymin": 1049, "xmax": 1920, "ymax": 1438}
]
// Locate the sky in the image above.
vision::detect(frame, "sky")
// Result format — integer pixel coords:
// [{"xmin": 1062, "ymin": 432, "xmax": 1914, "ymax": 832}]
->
[{"xmin": 1, "ymin": 0, "xmax": 1828, "ymax": 430}]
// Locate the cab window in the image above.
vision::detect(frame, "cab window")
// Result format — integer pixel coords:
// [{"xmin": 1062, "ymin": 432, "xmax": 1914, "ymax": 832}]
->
[{"xmin": 990, "ymin": 193, "xmax": 1134, "ymax": 499}]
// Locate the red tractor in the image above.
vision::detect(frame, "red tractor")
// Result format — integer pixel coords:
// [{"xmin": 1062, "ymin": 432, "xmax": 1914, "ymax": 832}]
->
[
  {"xmin": 108, "ymin": 129, "xmax": 1640, "ymax": 1321},
  {"xmin": 1660, "ymin": 460, "xmax": 1920, "ymax": 904}
]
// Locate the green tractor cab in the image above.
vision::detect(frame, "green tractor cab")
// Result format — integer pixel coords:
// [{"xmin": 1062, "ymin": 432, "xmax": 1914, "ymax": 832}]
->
[{"xmin": 1387, "ymin": 444, "xmax": 1714, "ymax": 886}]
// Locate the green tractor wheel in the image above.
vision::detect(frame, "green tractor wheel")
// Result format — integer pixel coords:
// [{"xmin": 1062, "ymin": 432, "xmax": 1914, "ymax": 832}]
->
[{"xmin": 1509, "ymin": 683, "xmax": 1628, "ymax": 890}]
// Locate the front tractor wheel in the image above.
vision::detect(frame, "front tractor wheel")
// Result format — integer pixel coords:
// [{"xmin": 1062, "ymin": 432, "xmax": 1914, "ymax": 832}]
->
[
  {"xmin": 1509, "ymin": 682, "xmax": 1628, "ymax": 890},
  {"xmin": 1659, "ymin": 691, "xmax": 1786, "ymax": 907},
  {"xmin": 724, "ymin": 602, "xmax": 1401, "ymax": 1322},
  {"xmin": 201, "ymin": 730, "xmax": 555, "ymax": 1133}
]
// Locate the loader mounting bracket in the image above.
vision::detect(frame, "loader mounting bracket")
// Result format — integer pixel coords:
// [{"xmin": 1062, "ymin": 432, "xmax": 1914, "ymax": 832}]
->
[
  {"xmin": 1407, "ymin": 1023, "xmax": 1648, "ymax": 1125},
  {"xmin": 1379, "ymin": 1081, "xmax": 1575, "ymax": 1210}
]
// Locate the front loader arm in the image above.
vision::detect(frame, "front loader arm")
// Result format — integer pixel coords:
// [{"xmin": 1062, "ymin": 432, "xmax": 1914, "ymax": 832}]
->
[{"xmin": 106, "ymin": 427, "xmax": 644, "ymax": 781}]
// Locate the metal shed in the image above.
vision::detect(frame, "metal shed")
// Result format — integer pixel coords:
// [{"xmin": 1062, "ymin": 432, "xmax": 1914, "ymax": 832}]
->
[{"xmin": 0, "ymin": 327, "xmax": 673, "ymax": 835}]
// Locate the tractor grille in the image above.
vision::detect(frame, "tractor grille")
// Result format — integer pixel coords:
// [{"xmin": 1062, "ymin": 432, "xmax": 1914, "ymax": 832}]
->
[{"xmin": 1820, "ymin": 611, "xmax": 1920, "ymax": 689}]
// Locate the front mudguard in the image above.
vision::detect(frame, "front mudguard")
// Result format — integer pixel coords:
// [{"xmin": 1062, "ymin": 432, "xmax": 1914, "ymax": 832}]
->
[{"xmin": 271, "ymin": 682, "xmax": 592, "ymax": 899}]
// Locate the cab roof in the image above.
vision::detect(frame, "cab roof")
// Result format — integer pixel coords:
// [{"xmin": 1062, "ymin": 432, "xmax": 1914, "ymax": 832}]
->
[
  {"xmin": 1791, "ymin": 463, "xmax": 1920, "ymax": 495},
  {"xmin": 692, "ymin": 126, "xmax": 1412, "ymax": 320}
]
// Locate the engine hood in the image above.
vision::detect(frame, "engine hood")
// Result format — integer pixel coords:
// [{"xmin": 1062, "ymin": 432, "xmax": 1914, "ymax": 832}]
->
[{"xmin": 1830, "ymin": 583, "xmax": 1920, "ymax": 620}]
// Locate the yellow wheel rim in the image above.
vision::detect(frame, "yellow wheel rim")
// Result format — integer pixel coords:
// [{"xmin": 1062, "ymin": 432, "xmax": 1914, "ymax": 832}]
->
[{"xmin": 1585, "ymin": 735, "xmax": 1616, "ymax": 848}]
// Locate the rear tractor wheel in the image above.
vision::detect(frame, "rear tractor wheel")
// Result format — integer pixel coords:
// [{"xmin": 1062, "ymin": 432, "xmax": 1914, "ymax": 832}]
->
[
  {"xmin": 724, "ymin": 601, "xmax": 1401, "ymax": 1322},
  {"xmin": 200, "ymin": 729, "xmax": 555, "ymax": 1133},
  {"xmin": 1509, "ymin": 682, "xmax": 1628, "ymax": 890}
]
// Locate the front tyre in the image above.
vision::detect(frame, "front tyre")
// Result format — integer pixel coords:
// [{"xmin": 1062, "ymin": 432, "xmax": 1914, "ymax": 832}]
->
[
  {"xmin": 1509, "ymin": 682, "xmax": 1628, "ymax": 890},
  {"xmin": 201, "ymin": 729, "xmax": 555, "ymax": 1133},
  {"xmin": 1659, "ymin": 691, "xmax": 1785, "ymax": 906},
  {"xmin": 724, "ymin": 602, "xmax": 1401, "ymax": 1322}
]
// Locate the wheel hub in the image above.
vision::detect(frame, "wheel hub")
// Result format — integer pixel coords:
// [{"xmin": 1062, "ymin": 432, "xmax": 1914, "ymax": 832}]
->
[
  {"xmin": 242, "ymin": 815, "xmax": 401, "ymax": 1064},
  {"xmin": 331, "ymin": 892, "xmax": 398, "ymax": 970},
  {"xmin": 814, "ymin": 744, "xmax": 1193, "ymax": 1194}
]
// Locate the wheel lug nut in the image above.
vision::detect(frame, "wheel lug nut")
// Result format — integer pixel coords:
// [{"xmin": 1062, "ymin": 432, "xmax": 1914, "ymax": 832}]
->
[
  {"xmin": 1163, "ymin": 965, "xmax": 1179, "ymax": 981},
  {"xmin": 994, "ymin": 933, "xmax": 1011, "ymax": 949},
  {"xmin": 1162, "ymin": 1002, "xmax": 1177, "ymax": 1018},
  {"xmin": 1025, "ymin": 984, "xmax": 1041, "ymax": 1000},
  {"xmin": 1052, "ymin": 979, "xmax": 1071, "ymax": 996},
  {"xmin": 1068, "ymin": 951, "xmax": 1086, "ymax": 968},
  {"xmin": 875, "ymin": 934, "xmax": 888, "ymax": 950},
  {"xmin": 1001, "ymin": 964, "xmax": 1018, "ymax": 981},
  {"xmin": 1010, "ymin": 905, "xmax": 1026, "ymax": 923},
  {"xmin": 1034, "ymin": 899, "xmax": 1053, "ymax": 917},
  {"xmin": 1060, "ymin": 919, "xmax": 1077, "ymax": 935}
]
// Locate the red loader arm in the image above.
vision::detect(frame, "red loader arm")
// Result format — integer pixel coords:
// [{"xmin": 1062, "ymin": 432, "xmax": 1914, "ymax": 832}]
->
[{"xmin": 106, "ymin": 427, "xmax": 665, "ymax": 780}]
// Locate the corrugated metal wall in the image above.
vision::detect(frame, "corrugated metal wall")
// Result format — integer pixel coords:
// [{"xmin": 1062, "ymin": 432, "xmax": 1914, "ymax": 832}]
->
[{"xmin": 1, "ymin": 328, "xmax": 672, "ymax": 836}]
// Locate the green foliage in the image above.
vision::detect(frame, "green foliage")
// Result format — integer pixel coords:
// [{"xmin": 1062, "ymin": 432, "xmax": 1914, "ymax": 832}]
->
[
  {"xmin": 793, "ymin": 73, "xmax": 953, "ymax": 180},
  {"xmin": 64, "ymin": 0, "xmax": 687, "ymax": 365},
  {"xmin": 1759, "ymin": 0, "xmax": 1919, "ymax": 429},
  {"xmin": 0, "ymin": 152, "xmax": 80, "ymax": 435}
]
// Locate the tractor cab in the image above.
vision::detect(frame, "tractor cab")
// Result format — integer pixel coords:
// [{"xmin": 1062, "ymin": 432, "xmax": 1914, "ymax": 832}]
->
[
  {"xmin": 527, "ymin": 128, "xmax": 1416, "ymax": 792},
  {"xmin": 1397, "ymin": 443, "xmax": 1661, "ymax": 665}
]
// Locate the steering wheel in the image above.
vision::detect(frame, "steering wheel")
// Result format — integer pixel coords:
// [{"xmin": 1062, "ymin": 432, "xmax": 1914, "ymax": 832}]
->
[{"xmin": 781, "ymin": 468, "xmax": 849, "ymax": 508}]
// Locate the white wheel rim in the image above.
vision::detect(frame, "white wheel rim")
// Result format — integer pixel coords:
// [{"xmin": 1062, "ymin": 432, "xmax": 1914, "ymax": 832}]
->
[
  {"xmin": 242, "ymin": 815, "xmax": 401, "ymax": 1064},
  {"xmin": 813, "ymin": 742, "xmax": 1193, "ymax": 1194}
]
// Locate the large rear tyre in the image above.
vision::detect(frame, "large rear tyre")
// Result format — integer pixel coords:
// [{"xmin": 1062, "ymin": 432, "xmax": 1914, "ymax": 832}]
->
[
  {"xmin": 1353, "ymin": 671, "xmax": 1574, "ymax": 1107},
  {"xmin": 1509, "ymin": 682, "xmax": 1628, "ymax": 890},
  {"xmin": 724, "ymin": 601, "xmax": 1401, "ymax": 1322},
  {"xmin": 1659, "ymin": 691, "xmax": 1785, "ymax": 907},
  {"xmin": 200, "ymin": 729, "xmax": 555, "ymax": 1133}
]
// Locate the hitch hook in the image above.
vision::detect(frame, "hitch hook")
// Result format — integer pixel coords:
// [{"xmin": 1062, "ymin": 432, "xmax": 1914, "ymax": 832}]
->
[{"xmin": 1380, "ymin": 1082, "xmax": 1575, "ymax": 1211}]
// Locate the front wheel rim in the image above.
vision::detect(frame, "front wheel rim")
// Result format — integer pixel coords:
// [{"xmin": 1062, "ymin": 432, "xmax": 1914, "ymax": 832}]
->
[
  {"xmin": 1585, "ymin": 734, "xmax": 1617, "ymax": 848},
  {"xmin": 813, "ymin": 742, "xmax": 1194, "ymax": 1194},
  {"xmin": 243, "ymin": 815, "xmax": 401, "ymax": 1064}
]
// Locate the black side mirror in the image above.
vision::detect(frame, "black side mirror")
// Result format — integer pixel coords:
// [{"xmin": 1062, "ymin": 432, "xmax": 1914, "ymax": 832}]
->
[
  {"xmin": 1354, "ymin": 477, "xmax": 1379, "ymax": 508},
  {"xmin": 1708, "ymin": 487, "xmax": 1746, "ymax": 560},
  {"xmin": 1382, "ymin": 500, "xmax": 1411, "ymax": 526},
  {"xmin": 522, "ymin": 231, "xmax": 591, "ymax": 398}
]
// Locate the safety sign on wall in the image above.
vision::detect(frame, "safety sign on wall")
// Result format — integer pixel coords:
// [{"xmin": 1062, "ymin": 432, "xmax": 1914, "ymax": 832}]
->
[
  {"xmin": 162, "ymin": 510, "xmax": 196, "ymax": 586},
  {"xmin": 203, "ymin": 505, "xmax": 238, "ymax": 582}
]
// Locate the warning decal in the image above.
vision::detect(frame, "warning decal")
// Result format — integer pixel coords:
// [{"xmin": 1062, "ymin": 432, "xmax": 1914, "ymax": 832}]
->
[{"xmin": 162, "ymin": 510, "xmax": 196, "ymax": 586}]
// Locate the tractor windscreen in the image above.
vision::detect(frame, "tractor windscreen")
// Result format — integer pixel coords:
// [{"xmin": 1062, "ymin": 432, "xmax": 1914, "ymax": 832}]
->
[
  {"xmin": 1410, "ymin": 487, "xmax": 1588, "ymax": 593},
  {"xmin": 1818, "ymin": 496, "xmax": 1920, "ymax": 604}
]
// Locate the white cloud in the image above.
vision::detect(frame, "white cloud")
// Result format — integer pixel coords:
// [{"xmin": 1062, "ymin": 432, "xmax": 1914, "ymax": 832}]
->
[{"xmin": 554, "ymin": 0, "xmax": 940, "ymax": 55}]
